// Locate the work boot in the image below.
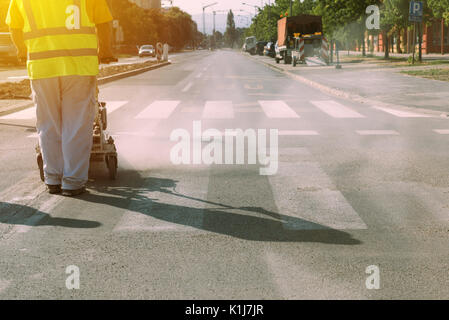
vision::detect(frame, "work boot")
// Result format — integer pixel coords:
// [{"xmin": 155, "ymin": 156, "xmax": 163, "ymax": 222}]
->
[
  {"xmin": 62, "ymin": 187, "xmax": 86, "ymax": 197},
  {"xmin": 46, "ymin": 184, "xmax": 62, "ymax": 195}
]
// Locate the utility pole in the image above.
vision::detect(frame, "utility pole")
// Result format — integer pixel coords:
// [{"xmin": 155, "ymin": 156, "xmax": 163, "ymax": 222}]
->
[{"xmin": 203, "ymin": 2, "xmax": 218, "ymax": 35}]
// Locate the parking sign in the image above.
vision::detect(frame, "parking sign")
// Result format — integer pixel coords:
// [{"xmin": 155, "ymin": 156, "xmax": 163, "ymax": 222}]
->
[{"xmin": 409, "ymin": 1, "xmax": 423, "ymax": 22}]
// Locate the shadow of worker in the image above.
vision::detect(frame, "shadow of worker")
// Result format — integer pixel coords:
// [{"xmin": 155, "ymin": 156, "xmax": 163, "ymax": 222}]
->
[
  {"xmin": 83, "ymin": 171, "xmax": 361, "ymax": 245},
  {"xmin": 0, "ymin": 202, "xmax": 102, "ymax": 229}
]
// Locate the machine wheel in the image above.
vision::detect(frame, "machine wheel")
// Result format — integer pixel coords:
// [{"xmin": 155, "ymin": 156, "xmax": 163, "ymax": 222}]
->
[
  {"xmin": 100, "ymin": 106, "xmax": 107, "ymax": 130},
  {"xmin": 275, "ymin": 58, "xmax": 280, "ymax": 64},
  {"xmin": 293, "ymin": 57, "xmax": 297, "ymax": 67},
  {"xmin": 37, "ymin": 153, "xmax": 44, "ymax": 182},
  {"xmin": 106, "ymin": 155, "xmax": 118, "ymax": 180}
]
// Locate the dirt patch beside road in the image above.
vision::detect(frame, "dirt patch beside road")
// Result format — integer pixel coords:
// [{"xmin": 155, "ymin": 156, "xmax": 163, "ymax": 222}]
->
[
  {"xmin": 402, "ymin": 68, "xmax": 449, "ymax": 82},
  {"xmin": 0, "ymin": 59, "xmax": 159, "ymax": 100}
]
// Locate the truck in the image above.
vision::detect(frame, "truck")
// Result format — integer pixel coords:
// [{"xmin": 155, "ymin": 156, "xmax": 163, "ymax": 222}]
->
[{"xmin": 275, "ymin": 14, "xmax": 325, "ymax": 66}]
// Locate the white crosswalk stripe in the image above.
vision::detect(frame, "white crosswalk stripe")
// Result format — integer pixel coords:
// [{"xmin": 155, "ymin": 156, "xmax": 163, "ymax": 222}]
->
[
  {"xmin": 373, "ymin": 106, "xmax": 431, "ymax": 118},
  {"xmin": 433, "ymin": 129, "xmax": 449, "ymax": 135},
  {"xmin": 311, "ymin": 100, "xmax": 365, "ymax": 118},
  {"xmin": 135, "ymin": 100, "xmax": 180, "ymax": 119},
  {"xmin": 104, "ymin": 101, "xmax": 128, "ymax": 114},
  {"xmin": 203, "ymin": 101, "xmax": 234, "ymax": 119},
  {"xmin": 258, "ymin": 100, "xmax": 300, "ymax": 118},
  {"xmin": 268, "ymin": 148, "xmax": 367, "ymax": 230},
  {"xmin": 0, "ymin": 106, "xmax": 36, "ymax": 120},
  {"xmin": 1, "ymin": 101, "xmax": 127, "ymax": 121}
]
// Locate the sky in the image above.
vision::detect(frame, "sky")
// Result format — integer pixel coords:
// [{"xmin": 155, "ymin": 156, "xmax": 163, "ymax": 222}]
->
[
  {"xmin": 166, "ymin": 0, "xmax": 272, "ymax": 33},
  {"xmin": 169, "ymin": 0, "xmax": 269, "ymax": 16}
]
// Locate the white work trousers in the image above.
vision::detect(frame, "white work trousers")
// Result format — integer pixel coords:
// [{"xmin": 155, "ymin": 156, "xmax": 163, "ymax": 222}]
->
[{"xmin": 31, "ymin": 76, "xmax": 96, "ymax": 190}]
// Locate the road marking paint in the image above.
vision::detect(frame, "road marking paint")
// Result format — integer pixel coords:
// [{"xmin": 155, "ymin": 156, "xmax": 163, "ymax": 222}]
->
[
  {"xmin": 235, "ymin": 107, "xmax": 263, "ymax": 113},
  {"xmin": 258, "ymin": 100, "xmax": 300, "ymax": 119},
  {"xmin": 311, "ymin": 100, "xmax": 365, "ymax": 118},
  {"xmin": 196, "ymin": 72, "xmax": 203, "ymax": 78},
  {"xmin": 203, "ymin": 101, "xmax": 234, "ymax": 119},
  {"xmin": 373, "ymin": 106, "xmax": 431, "ymax": 118},
  {"xmin": 104, "ymin": 101, "xmax": 128, "ymax": 114},
  {"xmin": 433, "ymin": 129, "xmax": 449, "ymax": 135},
  {"xmin": 279, "ymin": 130, "xmax": 319, "ymax": 136},
  {"xmin": 27, "ymin": 133, "xmax": 39, "ymax": 139},
  {"xmin": 182, "ymin": 82, "xmax": 193, "ymax": 92},
  {"xmin": 7, "ymin": 75, "xmax": 28, "ymax": 80},
  {"xmin": 135, "ymin": 100, "xmax": 180, "ymax": 119},
  {"xmin": 111, "ymin": 131, "xmax": 155, "ymax": 138},
  {"xmin": 113, "ymin": 172, "xmax": 209, "ymax": 232},
  {"xmin": 0, "ymin": 106, "xmax": 36, "ymax": 120},
  {"xmin": 356, "ymin": 130, "xmax": 399, "ymax": 136},
  {"xmin": 268, "ymin": 148, "xmax": 367, "ymax": 230}
]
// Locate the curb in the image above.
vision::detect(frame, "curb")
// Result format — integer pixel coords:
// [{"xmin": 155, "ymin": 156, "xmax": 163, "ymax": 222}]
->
[
  {"xmin": 244, "ymin": 53, "xmax": 447, "ymax": 118},
  {"xmin": 97, "ymin": 61, "xmax": 171, "ymax": 85},
  {"xmin": 0, "ymin": 61, "xmax": 171, "ymax": 117}
]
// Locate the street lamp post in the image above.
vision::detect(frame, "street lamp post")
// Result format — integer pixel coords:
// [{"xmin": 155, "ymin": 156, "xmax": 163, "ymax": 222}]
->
[
  {"xmin": 203, "ymin": 2, "xmax": 218, "ymax": 35},
  {"xmin": 242, "ymin": 2, "xmax": 261, "ymax": 38}
]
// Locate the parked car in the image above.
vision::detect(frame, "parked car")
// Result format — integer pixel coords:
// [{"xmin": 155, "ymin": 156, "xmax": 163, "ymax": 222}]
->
[
  {"xmin": 264, "ymin": 42, "xmax": 276, "ymax": 58},
  {"xmin": 243, "ymin": 36, "xmax": 257, "ymax": 55},
  {"xmin": 0, "ymin": 32, "xmax": 19, "ymax": 64},
  {"xmin": 138, "ymin": 45, "xmax": 155, "ymax": 57},
  {"xmin": 256, "ymin": 41, "xmax": 267, "ymax": 56}
]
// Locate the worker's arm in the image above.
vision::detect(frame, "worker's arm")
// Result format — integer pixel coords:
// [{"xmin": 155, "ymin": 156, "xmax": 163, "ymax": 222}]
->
[
  {"xmin": 96, "ymin": 22, "xmax": 114, "ymax": 60},
  {"xmin": 9, "ymin": 28, "xmax": 27, "ymax": 61}
]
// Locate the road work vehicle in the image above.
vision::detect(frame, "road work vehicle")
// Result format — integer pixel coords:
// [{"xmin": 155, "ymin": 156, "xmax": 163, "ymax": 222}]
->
[{"xmin": 275, "ymin": 14, "xmax": 328, "ymax": 66}]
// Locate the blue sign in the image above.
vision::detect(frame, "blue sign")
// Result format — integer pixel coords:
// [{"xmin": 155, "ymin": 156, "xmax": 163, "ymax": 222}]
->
[{"xmin": 409, "ymin": 1, "xmax": 423, "ymax": 22}]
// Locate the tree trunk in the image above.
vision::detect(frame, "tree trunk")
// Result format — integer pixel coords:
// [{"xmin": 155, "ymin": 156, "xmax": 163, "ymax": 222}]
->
[
  {"xmin": 362, "ymin": 33, "xmax": 366, "ymax": 56},
  {"xmin": 384, "ymin": 32, "xmax": 389, "ymax": 59}
]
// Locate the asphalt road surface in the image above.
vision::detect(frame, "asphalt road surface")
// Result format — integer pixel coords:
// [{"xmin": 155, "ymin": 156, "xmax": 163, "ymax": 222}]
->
[{"xmin": 0, "ymin": 50, "xmax": 448, "ymax": 299}]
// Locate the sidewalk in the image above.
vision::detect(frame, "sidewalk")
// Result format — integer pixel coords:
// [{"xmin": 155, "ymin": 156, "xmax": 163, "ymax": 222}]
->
[{"xmin": 249, "ymin": 53, "xmax": 449, "ymax": 114}]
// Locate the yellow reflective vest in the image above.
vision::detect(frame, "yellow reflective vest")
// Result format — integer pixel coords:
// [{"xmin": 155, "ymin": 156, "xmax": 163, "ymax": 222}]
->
[{"xmin": 17, "ymin": 0, "xmax": 99, "ymax": 80}]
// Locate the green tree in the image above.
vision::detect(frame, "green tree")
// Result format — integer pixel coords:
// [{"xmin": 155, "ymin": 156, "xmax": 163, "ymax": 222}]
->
[{"xmin": 224, "ymin": 10, "xmax": 238, "ymax": 48}]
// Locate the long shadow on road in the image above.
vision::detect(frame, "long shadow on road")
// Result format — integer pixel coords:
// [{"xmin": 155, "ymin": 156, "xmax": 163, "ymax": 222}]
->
[{"xmin": 83, "ymin": 170, "xmax": 362, "ymax": 245}]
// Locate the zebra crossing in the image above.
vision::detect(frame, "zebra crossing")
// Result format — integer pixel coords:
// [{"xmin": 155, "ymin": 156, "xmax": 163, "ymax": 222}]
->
[{"xmin": 1, "ymin": 99, "xmax": 446, "ymax": 137}]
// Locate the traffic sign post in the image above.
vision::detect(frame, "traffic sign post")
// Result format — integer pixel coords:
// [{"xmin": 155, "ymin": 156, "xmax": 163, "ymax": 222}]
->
[{"xmin": 409, "ymin": 1, "xmax": 423, "ymax": 64}]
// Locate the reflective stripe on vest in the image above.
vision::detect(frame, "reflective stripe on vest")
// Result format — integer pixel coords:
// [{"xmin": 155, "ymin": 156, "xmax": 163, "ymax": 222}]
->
[{"xmin": 20, "ymin": 0, "xmax": 99, "ymax": 79}]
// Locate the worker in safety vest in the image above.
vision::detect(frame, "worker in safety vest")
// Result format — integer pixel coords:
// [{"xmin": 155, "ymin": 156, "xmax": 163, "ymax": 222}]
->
[{"xmin": 6, "ymin": 0, "xmax": 114, "ymax": 196}]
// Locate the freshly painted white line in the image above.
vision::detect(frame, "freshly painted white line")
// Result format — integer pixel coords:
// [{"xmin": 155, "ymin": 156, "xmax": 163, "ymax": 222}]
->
[
  {"xmin": 27, "ymin": 133, "xmax": 39, "ymax": 139},
  {"xmin": 279, "ymin": 130, "xmax": 319, "ymax": 136},
  {"xmin": 2, "ymin": 100, "xmax": 127, "ymax": 121},
  {"xmin": 311, "ymin": 100, "xmax": 365, "ymax": 118},
  {"xmin": 434, "ymin": 129, "xmax": 449, "ymax": 135},
  {"xmin": 268, "ymin": 148, "xmax": 367, "ymax": 230},
  {"xmin": 258, "ymin": 100, "xmax": 300, "ymax": 119},
  {"xmin": 182, "ymin": 82, "xmax": 193, "ymax": 92},
  {"xmin": 356, "ymin": 130, "xmax": 399, "ymax": 135},
  {"xmin": 104, "ymin": 101, "xmax": 128, "ymax": 114},
  {"xmin": 203, "ymin": 101, "xmax": 234, "ymax": 119},
  {"xmin": 0, "ymin": 106, "xmax": 36, "ymax": 120},
  {"xmin": 7, "ymin": 75, "xmax": 28, "ymax": 80},
  {"xmin": 373, "ymin": 106, "xmax": 431, "ymax": 118},
  {"xmin": 135, "ymin": 100, "xmax": 180, "ymax": 119}
]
